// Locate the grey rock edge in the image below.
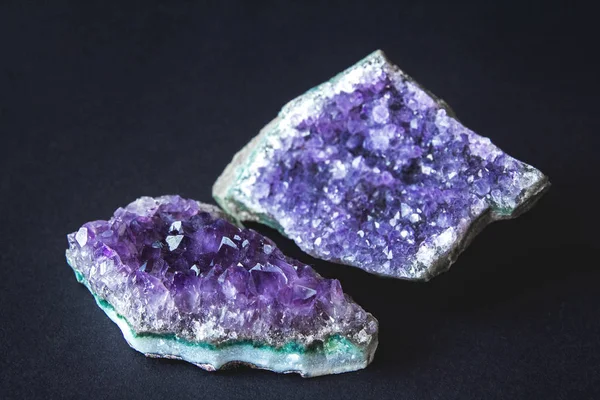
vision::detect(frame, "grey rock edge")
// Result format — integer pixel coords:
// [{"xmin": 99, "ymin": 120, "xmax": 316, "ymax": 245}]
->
[{"xmin": 213, "ymin": 50, "xmax": 550, "ymax": 281}]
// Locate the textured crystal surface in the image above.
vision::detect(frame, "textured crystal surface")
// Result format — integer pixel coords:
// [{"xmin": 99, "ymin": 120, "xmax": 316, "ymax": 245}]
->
[
  {"xmin": 66, "ymin": 195, "xmax": 377, "ymax": 376},
  {"xmin": 214, "ymin": 50, "xmax": 549, "ymax": 280}
]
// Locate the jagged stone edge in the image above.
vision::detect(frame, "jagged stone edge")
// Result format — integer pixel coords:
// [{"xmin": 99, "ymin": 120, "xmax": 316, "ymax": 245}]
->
[
  {"xmin": 417, "ymin": 174, "xmax": 550, "ymax": 281},
  {"xmin": 212, "ymin": 49, "xmax": 550, "ymax": 281}
]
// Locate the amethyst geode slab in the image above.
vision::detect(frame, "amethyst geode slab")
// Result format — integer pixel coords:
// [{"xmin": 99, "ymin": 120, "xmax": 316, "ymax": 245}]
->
[
  {"xmin": 213, "ymin": 50, "xmax": 549, "ymax": 280},
  {"xmin": 66, "ymin": 195, "xmax": 377, "ymax": 376}
]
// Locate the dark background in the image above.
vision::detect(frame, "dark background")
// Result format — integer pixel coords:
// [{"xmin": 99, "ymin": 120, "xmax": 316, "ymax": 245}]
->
[{"xmin": 1, "ymin": 1, "xmax": 598, "ymax": 399}]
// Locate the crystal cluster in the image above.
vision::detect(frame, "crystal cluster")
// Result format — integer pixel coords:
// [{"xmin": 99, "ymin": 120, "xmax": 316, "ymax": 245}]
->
[
  {"xmin": 214, "ymin": 50, "xmax": 549, "ymax": 280},
  {"xmin": 66, "ymin": 195, "xmax": 377, "ymax": 376}
]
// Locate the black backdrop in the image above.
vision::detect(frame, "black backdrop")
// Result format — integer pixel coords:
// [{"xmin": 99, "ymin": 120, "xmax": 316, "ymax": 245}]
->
[{"xmin": 1, "ymin": 1, "xmax": 598, "ymax": 399}]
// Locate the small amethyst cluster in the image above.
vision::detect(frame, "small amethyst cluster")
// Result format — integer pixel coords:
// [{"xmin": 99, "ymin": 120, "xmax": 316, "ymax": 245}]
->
[
  {"xmin": 215, "ymin": 50, "xmax": 547, "ymax": 279},
  {"xmin": 66, "ymin": 196, "xmax": 375, "ymax": 348}
]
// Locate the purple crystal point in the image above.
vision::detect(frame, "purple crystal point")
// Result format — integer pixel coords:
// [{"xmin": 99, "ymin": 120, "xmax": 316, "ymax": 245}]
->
[
  {"xmin": 213, "ymin": 50, "xmax": 549, "ymax": 280},
  {"xmin": 66, "ymin": 195, "xmax": 377, "ymax": 377}
]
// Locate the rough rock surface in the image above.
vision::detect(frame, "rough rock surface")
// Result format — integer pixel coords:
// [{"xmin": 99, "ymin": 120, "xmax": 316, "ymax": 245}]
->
[
  {"xmin": 66, "ymin": 195, "xmax": 377, "ymax": 376},
  {"xmin": 214, "ymin": 50, "xmax": 549, "ymax": 280}
]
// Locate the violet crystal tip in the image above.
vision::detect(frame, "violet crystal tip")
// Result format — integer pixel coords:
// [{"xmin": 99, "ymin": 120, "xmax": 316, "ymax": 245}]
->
[
  {"xmin": 213, "ymin": 50, "xmax": 549, "ymax": 280},
  {"xmin": 66, "ymin": 195, "xmax": 378, "ymax": 377}
]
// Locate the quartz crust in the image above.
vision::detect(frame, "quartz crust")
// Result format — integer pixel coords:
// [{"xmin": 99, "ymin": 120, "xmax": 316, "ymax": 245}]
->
[
  {"xmin": 214, "ymin": 50, "xmax": 549, "ymax": 280},
  {"xmin": 66, "ymin": 195, "xmax": 377, "ymax": 376}
]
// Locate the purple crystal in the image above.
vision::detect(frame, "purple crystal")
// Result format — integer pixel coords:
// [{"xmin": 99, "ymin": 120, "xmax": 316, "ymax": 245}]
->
[
  {"xmin": 66, "ymin": 195, "xmax": 377, "ymax": 376},
  {"xmin": 214, "ymin": 50, "xmax": 549, "ymax": 280}
]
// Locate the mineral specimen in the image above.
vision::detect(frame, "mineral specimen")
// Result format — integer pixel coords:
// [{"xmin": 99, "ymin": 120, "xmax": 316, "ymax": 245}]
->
[
  {"xmin": 66, "ymin": 195, "xmax": 377, "ymax": 377},
  {"xmin": 213, "ymin": 50, "xmax": 549, "ymax": 280}
]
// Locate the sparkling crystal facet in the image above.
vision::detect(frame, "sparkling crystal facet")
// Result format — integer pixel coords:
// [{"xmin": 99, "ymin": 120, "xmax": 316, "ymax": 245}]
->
[
  {"xmin": 66, "ymin": 195, "xmax": 377, "ymax": 376},
  {"xmin": 213, "ymin": 50, "xmax": 549, "ymax": 280}
]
